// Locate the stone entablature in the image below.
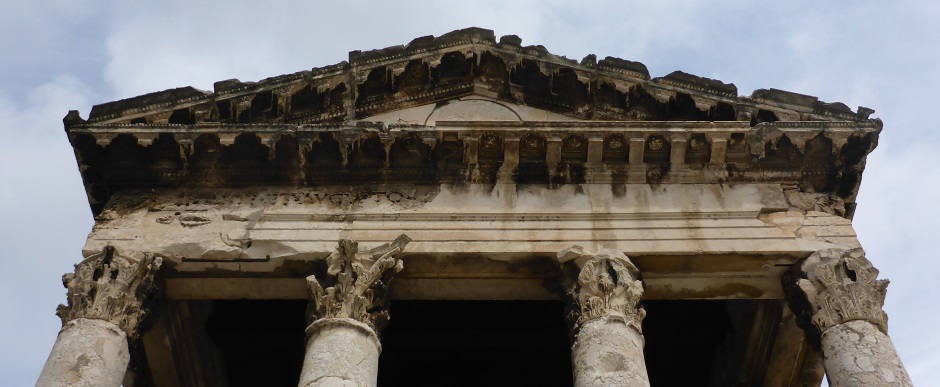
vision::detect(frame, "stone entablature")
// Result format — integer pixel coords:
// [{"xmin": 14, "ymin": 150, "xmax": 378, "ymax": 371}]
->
[
  {"xmin": 82, "ymin": 183, "xmax": 863, "ymax": 304},
  {"xmin": 63, "ymin": 28, "xmax": 882, "ymax": 218},
  {"xmin": 66, "ymin": 119, "xmax": 879, "ymax": 216}
]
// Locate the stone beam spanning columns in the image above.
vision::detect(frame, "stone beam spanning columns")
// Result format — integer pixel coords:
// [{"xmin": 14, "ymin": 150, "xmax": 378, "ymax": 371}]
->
[
  {"xmin": 558, "ymin": 246, "xmax": 650, "ymax": 387},
  {"xmin": 299, "ymin": 235, "xmax": 411, "ymax": 387},
  {"xmin": 37, "ymin": 246, "xmax": 162, "ymax": 387},
  {"xmin": 784, "ymin": 248, "xmax": 912, "ymax": 387}
]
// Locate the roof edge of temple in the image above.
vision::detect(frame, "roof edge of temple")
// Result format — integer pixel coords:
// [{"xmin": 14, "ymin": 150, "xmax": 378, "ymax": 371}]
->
[{"xmin": 74, "ymin": 27, "xmax": 877, "ymax": 127}]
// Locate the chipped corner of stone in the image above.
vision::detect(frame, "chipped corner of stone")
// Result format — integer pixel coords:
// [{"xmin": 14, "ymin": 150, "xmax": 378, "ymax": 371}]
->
[
  {"xmin": 759, "ymin": 210, "xmax": 806, "ymax": 229},
  {"xmin": 557, "ymin": 245, "xmax": 586, "ymax": 264},
  {"xmin": 556, "ymin": 245, "xmax": 628, "ymax": 266}
]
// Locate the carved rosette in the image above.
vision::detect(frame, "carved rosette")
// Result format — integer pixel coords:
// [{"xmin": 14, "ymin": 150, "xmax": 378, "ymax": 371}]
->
[
  {"xmin": 785, "ymin": 248, "xmax": 889, "ymax": 339},
  {"xmin": 557, "ymin": 246, "xmax": 646, "ymax": 335},
  {"xmin": 306, "ymin": 235, "xmax": 411, "ymax": 334},
  {"xmin": 56, "ymin": 246, "xmax": 163, "ymax": 340}
]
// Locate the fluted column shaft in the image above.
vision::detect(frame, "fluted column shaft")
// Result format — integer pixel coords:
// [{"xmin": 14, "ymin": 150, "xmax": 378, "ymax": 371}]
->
[
  {"xmin": 37, "ymin": 247, "xmax": 161, "ymax": 387},
  {"xmin": 558, "ymin": 246, "xmax": 650, "ymax": 387},
  {"xmin": 784, "ymin": 248, "xmax": 912, "ymax": 387},
  {"xmin": 298, "ymin": 235, "xmax": 409, "ymax": 387}
]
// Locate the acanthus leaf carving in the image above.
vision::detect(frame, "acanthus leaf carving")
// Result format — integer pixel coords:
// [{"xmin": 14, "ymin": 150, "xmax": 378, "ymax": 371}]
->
[
  {"xmin": 557, "ymin": 246, "xmax": 646, "ymax": 335},
  {"xmin": 56, "ymin": 246, "xmax": 162, "ymax": 340},
  {"xmin": 785, "ymin": 248, "xmax": 889, "ymax": 340},
  {"xmin": 306, "ymin": 235, "xmax": 411, "ymax": 334}
]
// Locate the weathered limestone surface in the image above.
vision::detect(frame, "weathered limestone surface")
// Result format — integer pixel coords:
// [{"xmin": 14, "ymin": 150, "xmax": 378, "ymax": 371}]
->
[
  {"xmin": 38, "ymin": 247, "xmax": 161, "ymax": 387},
  {"xmin": 85, "ymin": 183, "xmax": 795, "ymax": 259},
  {"xmin": 305, "ymin": 236, "xmax": 410, "ymax": 331},
  {"xmin": 785, "ymin": 248, "xmax": 912, "ymax": 387},
  {"xmin": 55, "ymin": 247, "xmax": 163, "ymax": 339},
  {"xmin": 85, "ymin": 183, "xmax": 862, "ymax": 302},
  {"xmin": 559, "ymin": 246, "xmax": 650, "ymax": 387},
  {"xmin": 300, "ymin": 319, "xmax": 381, "ymax": 387},
  {"xmin": 36, "ymin": 318, "xmax": 129, "ymax": 387},
  {"xmin": 298, "ymin": 236, "xmax": 409, "ymax": 387},
  {"xmin": 571, "ymin": 317, "xmax": 649, "ymax": 387},
  {"xmin": 820, "ymin": 320, "xmax": 911, "ymax": 387}
]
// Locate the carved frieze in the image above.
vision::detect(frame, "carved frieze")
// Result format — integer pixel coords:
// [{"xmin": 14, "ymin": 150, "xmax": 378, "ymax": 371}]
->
[
  {"xmin": 785, "ymin": 248, "xmax": 889, "ymax": 339},
  {"xmin": 306, "ymin": 235, "xmax": 411, "ymax": 334},
  {"xmin": 557, "ymin": 246, "xmax": 646, "ymax": 335},
  {"xmin": 56, "ymin": 246, "xmax": 162, "ymax": 340}
]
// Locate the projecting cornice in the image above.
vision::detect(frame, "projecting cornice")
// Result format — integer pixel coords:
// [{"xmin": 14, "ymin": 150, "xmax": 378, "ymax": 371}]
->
[
  {"xmin": 67, "ymin": 119, "xmax": 879, "ymax": 216},
  {"xmin": 63, "ymin": 28, "xmax": 881, "ymax": 219},
  {"xmin": 66, "ymin": 27, "xmax": 874, "ymax": 129}
]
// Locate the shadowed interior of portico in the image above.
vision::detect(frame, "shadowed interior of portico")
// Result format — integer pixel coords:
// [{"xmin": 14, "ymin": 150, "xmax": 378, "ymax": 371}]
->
[
  {"xmin": 378, "ymin": 300, "xmax": 572, "ymax": 386},
  {"xmin": 194, "ymin": 299, "xmax": 775, "ymax": 387}
]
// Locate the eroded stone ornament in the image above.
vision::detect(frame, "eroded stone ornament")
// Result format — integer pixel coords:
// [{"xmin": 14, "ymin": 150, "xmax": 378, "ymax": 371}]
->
[
  {"xmin": 784, "ymin": 248, "xmax": 912, "ymax": 387},
  {"xmin": 558, "ymin": 245, "xmax": 646, "ymax": 334},
  {"xmin": 306, "ymin": 234, "xmax": 411, "ymax": 333},
  {"xmin": 56, "ymin": 246, "xmax": 163, "ymax": 340},
  {"xmin": 785, "ymin": 248, "xmax": 889, "ymax": 337}
]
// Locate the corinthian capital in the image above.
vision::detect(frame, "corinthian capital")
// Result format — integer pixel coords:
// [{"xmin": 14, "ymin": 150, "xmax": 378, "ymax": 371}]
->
[
  {"xmin": 56, "ymin": 246, "xmax": 162, "ymax": 340},
  {"xmin": 306, "ymin": 235, "xmax": 411, "ymax": 334},
  {"xmin": 557, "ymin": 246, "xmax": 646, "ymax": 335},
  {"xmin": 785, "ymin": 248, "xmax": 889, "ymax": 339}
]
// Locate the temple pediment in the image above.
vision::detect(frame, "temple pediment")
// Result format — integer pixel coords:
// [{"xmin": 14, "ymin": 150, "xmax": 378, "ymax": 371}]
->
[
  {"xmin": 64, "ymin": 27, "xmax": 882, "ymax": 219},
  {"xmin": 71, "ymin": 27, "xmax": 873, "ymax": 128}
]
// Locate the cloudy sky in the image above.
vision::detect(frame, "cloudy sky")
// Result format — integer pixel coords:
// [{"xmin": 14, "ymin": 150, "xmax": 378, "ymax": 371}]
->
[{"xmin": 1, "ymin": 1, "xmax": 937, "ymax": 385}]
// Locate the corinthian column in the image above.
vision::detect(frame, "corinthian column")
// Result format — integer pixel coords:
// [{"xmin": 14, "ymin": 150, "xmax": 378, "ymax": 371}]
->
[
  {"xmin": 299, "ymin": 235, "xmax": 410, "ymax": 387},
  {"xmin": 557, "ymin": 246, "xmax": 650, "ymax": 387},
  {"xmin": 784, "ymin": 248, "xmax": 912, "ymax": 387},
  {"xmin": 37, "ymin": 246, "xmax": 162, "ymax": 387}
]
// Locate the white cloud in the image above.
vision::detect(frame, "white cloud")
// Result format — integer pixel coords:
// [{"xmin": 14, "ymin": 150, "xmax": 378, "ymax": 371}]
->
[
  {"xmin": 102, "ymin": 1, "xmax": 548, "ymax": 99},
  {"xmin": 0, "ymin": 75, "xmax": 96, "ymax": 385},
  {"xmin": 0, "ymin": 0, "xmax": 105, "ymax": 94}
]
